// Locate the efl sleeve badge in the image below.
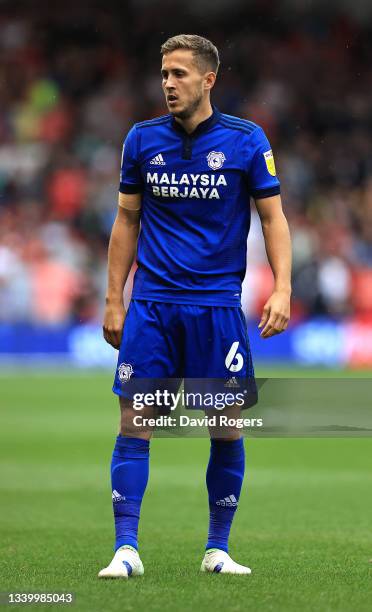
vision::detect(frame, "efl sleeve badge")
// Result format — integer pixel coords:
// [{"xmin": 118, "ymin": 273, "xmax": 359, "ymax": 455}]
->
[{"xmin": 263, "ymin": 150, "xmax": 277, "ymax": 176}]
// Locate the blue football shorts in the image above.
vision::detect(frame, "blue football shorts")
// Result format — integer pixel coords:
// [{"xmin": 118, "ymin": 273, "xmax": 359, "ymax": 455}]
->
[{"xmin": 112, "ymin": 299, "xmax": 257, "ymax": 409}]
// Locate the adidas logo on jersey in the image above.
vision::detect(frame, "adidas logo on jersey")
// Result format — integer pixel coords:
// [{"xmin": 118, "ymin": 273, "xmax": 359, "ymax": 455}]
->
[
  {"xmin": 112, "ymin": 490, "xmax": 126, "ymax": 503},
  {"xmin": 216, "ymin": 494, "xmax": 238, "ymax": 507},
  {"xmin": 150, "ymin": 153, "xmax": 166, "ymax": 165}
]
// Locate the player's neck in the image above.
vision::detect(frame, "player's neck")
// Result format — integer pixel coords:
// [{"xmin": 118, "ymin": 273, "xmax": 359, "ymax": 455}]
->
[{"xmin": 175, "ymin": 101, "xmax": 213, "ymax": 135}]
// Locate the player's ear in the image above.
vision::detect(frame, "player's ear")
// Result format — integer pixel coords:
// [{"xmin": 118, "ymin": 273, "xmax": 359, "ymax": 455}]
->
[{"xmin": 204, "ymin": 71, "xmax": 216, "ymax": 91}]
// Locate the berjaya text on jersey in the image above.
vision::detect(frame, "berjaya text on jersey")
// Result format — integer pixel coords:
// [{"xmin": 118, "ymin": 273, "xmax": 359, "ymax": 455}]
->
[{"xmin": 147, "ymin": 171, "xmax": 227, "ymax": 199}]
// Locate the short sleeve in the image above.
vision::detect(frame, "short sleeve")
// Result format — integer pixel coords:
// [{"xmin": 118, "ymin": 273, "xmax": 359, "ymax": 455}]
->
[
  {"xmin": 119, "ymin": 126, "xmax": 143, "ymax": 194},
  {"xmin": 247, "ymin": 127, "xmax": 281, "ymax": 198}
]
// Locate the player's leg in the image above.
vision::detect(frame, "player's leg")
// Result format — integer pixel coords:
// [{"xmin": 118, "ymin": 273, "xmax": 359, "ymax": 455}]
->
[
  {"xmin": 99, "ymin": 300, "xmax": 181, "ymax": 578},
  {"xmin": 98, "ymin": 399, "xmax": 154, "ymax": 578},
  {"xmin": 112, "ymin": 400, "xmax": 154, "ymax": 544},
  {"xmin": 183, "ymin": 305, "xmax": 253, "ymax": 574},
  {"xmin": 202, "ymin": 404, "xmax": 250, "ymax": 574}
]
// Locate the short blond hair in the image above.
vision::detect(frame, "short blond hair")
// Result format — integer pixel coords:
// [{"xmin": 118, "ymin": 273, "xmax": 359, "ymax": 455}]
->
[{"xmin": 161, "ymin": 34, "xmax": 220, "ymax": 74}]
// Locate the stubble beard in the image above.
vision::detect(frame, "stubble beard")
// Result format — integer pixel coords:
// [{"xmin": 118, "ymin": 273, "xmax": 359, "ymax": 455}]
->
[{"xmin": 170, "ymin": 92, "xmax": 203, "ymax": 120}]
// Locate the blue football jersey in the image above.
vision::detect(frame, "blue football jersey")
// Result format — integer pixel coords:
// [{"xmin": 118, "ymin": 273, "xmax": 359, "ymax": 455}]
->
[{"xmin": 119, "ymin": 106, "xmax": 280, "ymax": 306}]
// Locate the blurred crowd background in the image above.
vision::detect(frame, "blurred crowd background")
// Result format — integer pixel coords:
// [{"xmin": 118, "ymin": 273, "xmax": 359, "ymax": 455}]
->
[{"xmin": 1, "ymin": 0, "xmax": 372, "ymax": 330}]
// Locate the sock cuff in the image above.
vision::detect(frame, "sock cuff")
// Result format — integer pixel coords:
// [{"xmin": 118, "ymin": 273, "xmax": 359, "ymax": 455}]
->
[
  {"xmin": 210, "ymin": 437, "xmax": 244, "ymax": 460},
  {"xmin": 206, "ymin": 543, "xmax": 229, "ymax": 553},
  {"xmin": 114, "ymin": 435, "xmax": 150, "ymax": 456},
  {"xmin": 208, "ymin": 504, "xmax": 237, "ymax": 516},
  {"xmin": 113, "ymin": 499, "xmax": 141, "ymax": 515}
]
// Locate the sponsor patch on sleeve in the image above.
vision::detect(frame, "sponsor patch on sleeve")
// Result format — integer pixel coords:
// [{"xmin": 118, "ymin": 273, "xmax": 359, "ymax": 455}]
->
[{"xmin": 263, "ymin": 149, "xmax": 276, "ymax": 176}]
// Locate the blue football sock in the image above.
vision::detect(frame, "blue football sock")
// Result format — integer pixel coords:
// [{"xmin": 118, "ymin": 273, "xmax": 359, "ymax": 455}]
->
[
  {"xmin": 111, "ymin": 435, "xmax": 150, "ymax": 551},
  {"xmin": 206, "ymin": 438, "xmax": 245, "ymax": 553}
]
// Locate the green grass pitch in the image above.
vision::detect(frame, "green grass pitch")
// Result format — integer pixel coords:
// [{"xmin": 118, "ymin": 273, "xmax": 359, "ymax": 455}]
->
[{"xmin": 1, "ymin": 369, "xmax": 372, "ymax": 611}]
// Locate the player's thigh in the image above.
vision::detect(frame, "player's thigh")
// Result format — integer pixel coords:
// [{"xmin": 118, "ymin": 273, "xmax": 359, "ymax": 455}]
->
[
  {"xmin": 112, "ymin": 300, "xmax": 183, "ymax": 397},
  {"xmin": 183, "ymin": 306, "xmax": 255, "ymax": 438},
  {"xmin": 183, "ymin": 305, "xmax": 254, "ymax": 379}
]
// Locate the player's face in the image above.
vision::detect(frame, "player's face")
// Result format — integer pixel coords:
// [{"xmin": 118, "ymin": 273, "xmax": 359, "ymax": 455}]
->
[{"xmin": 161, "ymin": 50, "xmax": 210, "ymax": 119}]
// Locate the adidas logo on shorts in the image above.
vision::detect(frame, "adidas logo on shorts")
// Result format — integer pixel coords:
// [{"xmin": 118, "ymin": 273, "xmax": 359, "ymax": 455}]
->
[{"xmin": 224, "ymin": 376, "xmax": 240, "ymax": 388}]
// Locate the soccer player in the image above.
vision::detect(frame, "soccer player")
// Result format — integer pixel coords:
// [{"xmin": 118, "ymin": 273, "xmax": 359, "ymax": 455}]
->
[{"xmin": 99, "ymin": 34, "xmax": 291, "ymax": 578}]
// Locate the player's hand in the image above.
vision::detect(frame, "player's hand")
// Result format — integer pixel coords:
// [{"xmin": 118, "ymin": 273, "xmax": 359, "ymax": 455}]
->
[
  {"xmin": 103, "ymin": 300, "xmax": 126, "ymax": 349},
  {"xmin": 258, "ymin": 290, "xmax": 290, "ymax": 339}
]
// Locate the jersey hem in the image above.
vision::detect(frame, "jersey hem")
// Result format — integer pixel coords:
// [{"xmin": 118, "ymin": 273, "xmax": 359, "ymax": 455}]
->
[{"xmin": 131, "ymin": 292, "xmax": 242, "ymax": 307}]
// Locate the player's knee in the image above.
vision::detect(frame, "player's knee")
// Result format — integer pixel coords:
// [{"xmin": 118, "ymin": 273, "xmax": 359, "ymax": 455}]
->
[
  {"xmin": 209, "ymin": 428, "xmax": 242, "ymax": 441},
  {"xmin": 206, "ymin": 405, "xmax": 243, "ymax": 441},
  {"xmin": 119, "ymin": 396, "xmax": 154, "ymax": 439}
]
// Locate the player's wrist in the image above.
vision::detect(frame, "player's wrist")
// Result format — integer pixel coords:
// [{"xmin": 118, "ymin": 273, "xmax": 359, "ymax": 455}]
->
[
  {"xmin": 105, "ymin": 295, "xmax": 124, "ymax": 306},
  {"xmin": 274, "ymin": 285, "xmax": 292, "ymax": 296}
]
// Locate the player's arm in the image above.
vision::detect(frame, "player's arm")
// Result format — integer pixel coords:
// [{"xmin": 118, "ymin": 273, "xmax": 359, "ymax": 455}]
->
[
  {"xmin": 254, "ymin": 194, "xmax": 292, "ymax": 338},
  {"xmin": 104, "ymin": 124, "xmax": 142, "ymax": 349},
  {"xmin": 103, "ymin": 193, "xmax": 141, "ymax": 349}
]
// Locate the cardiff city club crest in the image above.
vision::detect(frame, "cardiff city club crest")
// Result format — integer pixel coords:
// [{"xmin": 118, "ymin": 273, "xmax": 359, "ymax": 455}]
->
[
  {"xmin": 207, "ymin": 151, "xmax": 226, "ymax": 170},
  {"xmin": 118, "ymin": 362, "xmax": 133, "ymax": 383}
]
